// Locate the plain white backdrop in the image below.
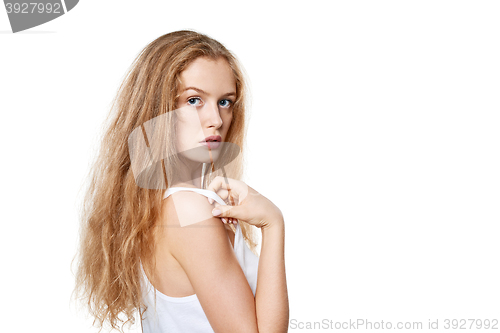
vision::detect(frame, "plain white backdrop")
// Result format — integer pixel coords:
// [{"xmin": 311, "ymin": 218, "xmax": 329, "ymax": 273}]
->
[{"xmin": 1, "ymin": 1, "xmax": 499, "ymax": 332}]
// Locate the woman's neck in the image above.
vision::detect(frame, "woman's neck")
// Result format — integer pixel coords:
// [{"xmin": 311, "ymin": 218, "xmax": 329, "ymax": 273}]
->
[{"xmin": 170, "ymin": 163, "xmax": 204, "ymax": 189}]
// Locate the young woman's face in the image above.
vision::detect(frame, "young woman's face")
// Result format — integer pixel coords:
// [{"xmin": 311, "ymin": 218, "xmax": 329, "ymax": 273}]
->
[{"xmin": 174, "ymin": 56, "xmax": 236, "ymax": 164}]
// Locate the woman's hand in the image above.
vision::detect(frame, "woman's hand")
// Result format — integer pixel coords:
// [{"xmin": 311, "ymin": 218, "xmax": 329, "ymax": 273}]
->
[{"xmin": 206, "ymin": 176, "xmax": 283, "ymax": 230}]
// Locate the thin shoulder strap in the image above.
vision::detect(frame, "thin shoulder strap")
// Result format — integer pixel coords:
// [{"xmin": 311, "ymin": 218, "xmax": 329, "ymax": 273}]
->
[
  {"xmin": 164, "ymin": 187, "xmax": 243, "ymax": 243},
  {"xmin": 163, "ymin": 187, "xmax": 227, "ymax": 206}
]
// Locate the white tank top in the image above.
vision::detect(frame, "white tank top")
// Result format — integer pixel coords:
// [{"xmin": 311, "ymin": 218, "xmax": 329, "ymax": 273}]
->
[{"xmin": 140, "ymin": 187, "xmax": 259, "ymax": 333}]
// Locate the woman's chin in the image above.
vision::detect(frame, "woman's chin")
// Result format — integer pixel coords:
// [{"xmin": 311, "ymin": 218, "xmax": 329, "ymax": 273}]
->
[{"xmin": 179, "ymin": 150, "xmax": 221, "ymax": 164}]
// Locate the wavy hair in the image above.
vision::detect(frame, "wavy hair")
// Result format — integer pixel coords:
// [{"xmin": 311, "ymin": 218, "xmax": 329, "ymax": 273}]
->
[{"xmin": 72, "ymin": 29, "xmax": 258, "ymax": 332}]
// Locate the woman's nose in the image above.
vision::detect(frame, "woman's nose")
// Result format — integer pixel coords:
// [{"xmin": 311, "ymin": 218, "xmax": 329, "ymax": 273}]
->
[{"xmin": 203, "ymin": 102, "xmax": 223, "ymax": 127}]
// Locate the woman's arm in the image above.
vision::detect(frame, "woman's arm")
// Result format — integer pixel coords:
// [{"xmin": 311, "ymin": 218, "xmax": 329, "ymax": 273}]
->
[
  {"xmin": 204, "ymin": 176, "xmax": 290, "ymax": 331},
  {"xmin": 164, "ymin": 191, "xmax": 289, "ymax": 332},
  {"xmin": 255, "ymin": 219, "xmax": 289, "ymax": 332}
]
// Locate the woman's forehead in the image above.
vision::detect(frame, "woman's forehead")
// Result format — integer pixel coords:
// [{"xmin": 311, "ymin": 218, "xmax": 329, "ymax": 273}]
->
[{"xmin": 179, "ymin": 57, "xmax": 236, "ymax": 95}]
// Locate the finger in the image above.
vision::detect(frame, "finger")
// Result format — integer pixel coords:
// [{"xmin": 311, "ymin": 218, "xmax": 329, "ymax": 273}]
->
[
  {"xmin": 207, "ymin": 177, "xmax": 241, "ymax": 201},
  {"xmin": 216, "ymin": 189, "xmax": 229, "ymax": 201},
  {"xmin": 207, "ymin": 177, "xmax": 228, "ymax": 204},
  {"xmin": 208, "ymin": 189, "xmax": 229, "ymax": 205},
  {"xmin": 212, "ymin": 205, "xmax": 240, "ymax": 219},
  {"xmin": 206, "ymin": 176, "xmax": 228, "ymax": 197},
  {"xmin": 206, "ymin": 176, "xmax": 248, "ymax": 206},
  {"xmin": 225, "ymin": 189, "xmax": 238, "ymax": 206}
]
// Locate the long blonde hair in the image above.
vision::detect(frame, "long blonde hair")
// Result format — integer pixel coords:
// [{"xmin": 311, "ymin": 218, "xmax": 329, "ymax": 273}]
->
[{"xmin": 72, "ymin": 29, "xmax": 258, "ymax": 332}]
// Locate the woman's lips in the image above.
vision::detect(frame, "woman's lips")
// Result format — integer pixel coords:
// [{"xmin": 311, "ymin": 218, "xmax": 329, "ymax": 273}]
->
[
  {"xmin": 200, "ymin": 141, "xmax": 221, "ymax": 149},
  {"xmin": 200, "ymin": 135, "xmax": 222, "ymax": 143}
]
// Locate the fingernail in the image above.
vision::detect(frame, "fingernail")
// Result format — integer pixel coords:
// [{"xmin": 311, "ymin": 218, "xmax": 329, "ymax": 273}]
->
[
  {"xmin": 208, "ymin": 198, "xmax": 213, "ymax": 204},
  {"xmin": 212, "ymin": 209, "xmax": 221, "ymax": 216}
]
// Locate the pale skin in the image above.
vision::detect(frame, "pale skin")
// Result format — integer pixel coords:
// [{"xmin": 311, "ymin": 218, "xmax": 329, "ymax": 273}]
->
[
  {"xmin": 146, "ymin": 56, "xmax": 289, "ymax": 332},
  {"xmin": 169, "ymin": 55, "xmax": 237, "ymax": 224}
]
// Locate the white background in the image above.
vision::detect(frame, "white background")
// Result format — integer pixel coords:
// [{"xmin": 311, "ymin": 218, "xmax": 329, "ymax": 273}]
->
[{"xmin": 1, "ymin": 1, "xmax": 499, "ymax": 332}]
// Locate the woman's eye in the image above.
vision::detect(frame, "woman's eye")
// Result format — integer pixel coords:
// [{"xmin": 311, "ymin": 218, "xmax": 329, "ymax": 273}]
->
[
  {"xmin": 219, "ymin": 99, "xmax": 233, "ymax": 108},
  {"xmin": 187, "ymin": 97, "xmax": 202, "ymax": 106},
  {"xmin": 187, "ymin": 97, "xmax": 232, "ymax": 108}
]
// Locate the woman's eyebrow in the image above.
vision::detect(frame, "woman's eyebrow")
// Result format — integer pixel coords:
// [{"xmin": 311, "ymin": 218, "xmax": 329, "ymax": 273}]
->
[{"xmin": 182, "ymin": 86, "xmax": 236, "ymax": 97}]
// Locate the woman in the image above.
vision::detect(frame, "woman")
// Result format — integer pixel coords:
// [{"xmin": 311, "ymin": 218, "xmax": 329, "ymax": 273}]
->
[{"xmin": 73, "ymin": 30, "xmax": 288, "ymax": 332}]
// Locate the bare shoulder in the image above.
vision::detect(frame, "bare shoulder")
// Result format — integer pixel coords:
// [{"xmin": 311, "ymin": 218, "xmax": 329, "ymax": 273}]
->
[
  {"xmin": 159, "ymin": 191, "xmax": 258, "ymax": 332},
  {"xmin": 162, "ymin": 190, "xmax": 222, "ymax": 228},
  {"xmin": 160, "ymin": 191, "xmax": 230, "ymax": 259}
]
